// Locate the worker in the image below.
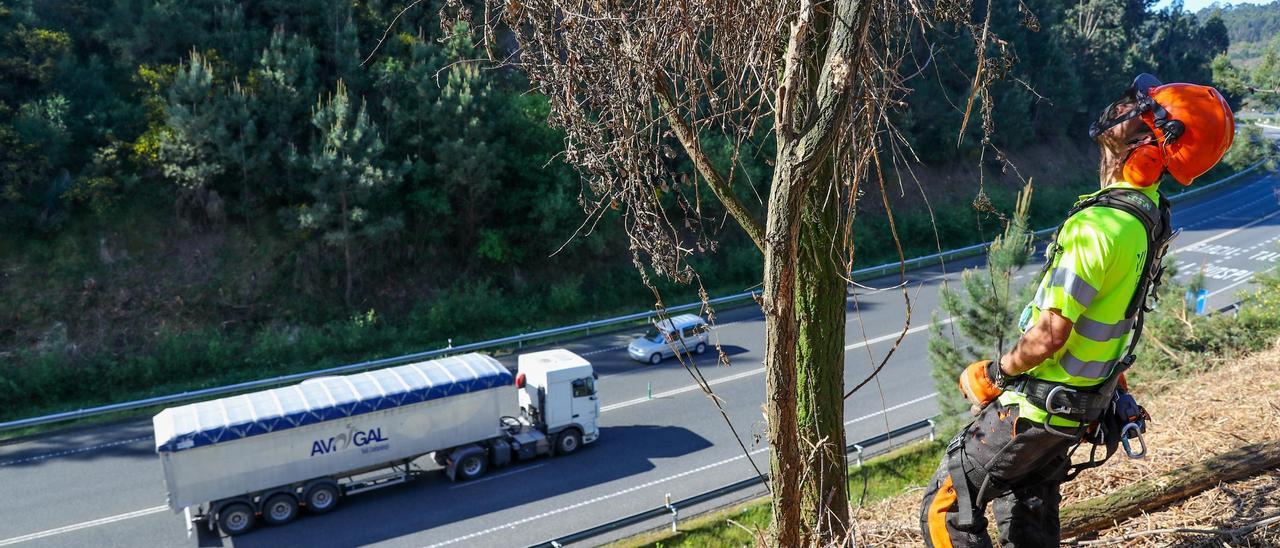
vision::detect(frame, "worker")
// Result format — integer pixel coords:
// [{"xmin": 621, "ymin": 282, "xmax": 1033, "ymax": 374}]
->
[{"xmin": 919, "ymin": 74, "xmax": 1235, "ymax": 547}]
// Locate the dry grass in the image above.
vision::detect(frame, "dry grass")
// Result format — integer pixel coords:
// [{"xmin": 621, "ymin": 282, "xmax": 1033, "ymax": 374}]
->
[{"xmin": 851, "ymin": 341, "xmax": 1280, "ymax": 546}]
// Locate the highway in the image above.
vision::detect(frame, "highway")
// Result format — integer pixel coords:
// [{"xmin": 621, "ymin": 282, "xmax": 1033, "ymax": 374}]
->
[{"xmin": 1, "ymin": 162, "xmax": 1278, "ymax": 547}]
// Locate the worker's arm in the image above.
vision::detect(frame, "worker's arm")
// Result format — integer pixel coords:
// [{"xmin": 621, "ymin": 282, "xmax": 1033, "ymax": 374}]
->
[
  {"xmin": 957, "ymin": 309, "xmax": 1075, "ymax": 409},
  {"xmin": 999, "ymin": 308, "xmax": 1073, "ymax": 376}
]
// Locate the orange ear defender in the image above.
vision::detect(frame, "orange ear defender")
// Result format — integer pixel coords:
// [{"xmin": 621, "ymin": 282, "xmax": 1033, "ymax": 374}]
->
[{"xmin": 1122, "ymin": 144, "xmax": 1166, "ymax": 187}]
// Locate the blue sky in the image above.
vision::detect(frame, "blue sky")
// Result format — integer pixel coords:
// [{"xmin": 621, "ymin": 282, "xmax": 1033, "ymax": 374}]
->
[{"xmin": 1154, "ymin": 0, "xmax": 1276, "ymax": 12}]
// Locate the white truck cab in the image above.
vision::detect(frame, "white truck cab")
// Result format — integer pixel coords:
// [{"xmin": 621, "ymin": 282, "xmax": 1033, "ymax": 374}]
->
[{"xmin": 517, "ymin": 349, "xmax": 600, "ymax": 451}]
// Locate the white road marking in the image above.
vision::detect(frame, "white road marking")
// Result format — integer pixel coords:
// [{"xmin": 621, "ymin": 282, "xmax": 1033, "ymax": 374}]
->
[
  {"xmin": 601, "ymin": 317, "xmax": 953, "ymax": 414},
  {"xmin": 1175, "ymin": 208, "xmax": 1280, "ymax": 253},
  {"xmin": 846, "ymin": 318, "xmax": 955, "ymax": 351},
  {"xmin": 1207, "ymin": 266, "xmax": 1277, "ymax": 299},
  {"xmin": 0, "ymin": 506, "xmax": 168, "ymax": 546},
  {"xmin": 845, "ymin": 392, "xmax": 938, "ymax": 426},
  {"xmin": 601, "ymin": 367, "xmax": 766, "ymax": 412},
  {"xmin": 0, "ymin": 436, "xmax": 151, "ymax": 467},
  {"xmin": 1199, "ymin": 265, "xmax": 1255, "ymax": 282}
]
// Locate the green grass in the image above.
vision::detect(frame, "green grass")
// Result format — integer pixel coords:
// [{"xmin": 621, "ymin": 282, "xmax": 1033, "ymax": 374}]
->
[{"xmin": 613, "ymin": 441, "xmax": 944, "ymax": 548}]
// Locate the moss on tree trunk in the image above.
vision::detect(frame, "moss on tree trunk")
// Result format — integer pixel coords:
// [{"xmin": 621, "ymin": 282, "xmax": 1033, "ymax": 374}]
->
[
  {"xmin": 1061, "ymin": 441, "xmax": 1280, "ymax": 539},
  {"xmin": 795, "ymin": 170, "xmax": 851, "ymax": 542}
]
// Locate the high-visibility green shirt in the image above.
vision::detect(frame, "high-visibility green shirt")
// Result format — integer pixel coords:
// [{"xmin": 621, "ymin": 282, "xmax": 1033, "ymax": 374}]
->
[{"xmin": 999, "ymin": 181, "xmax": 1159, "ymax": 426}]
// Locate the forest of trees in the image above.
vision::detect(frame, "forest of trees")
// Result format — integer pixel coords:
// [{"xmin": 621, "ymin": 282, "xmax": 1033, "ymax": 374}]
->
[
  {"xmin": 1198, "ymin": 1, "xmax": 1280, "ymax": 67},
  {"xmin": 0, "ymin": 0, "xmax": 1253, "ymax": 417}
]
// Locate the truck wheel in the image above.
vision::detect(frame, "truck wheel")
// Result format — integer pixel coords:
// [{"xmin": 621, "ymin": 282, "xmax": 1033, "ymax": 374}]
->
[
  {"xmin": 649, "ymin": 353, "xmax": 662, "ymax": 365},
  {"xmin": 262, "ymin": 493, "xmax": 299, "ymax": 526},
  {"xmin": 457, "ymin": 453, "xmax": 488, "ymax": 481},
  {"xmin": 556, "ymin": 429, "xmax": 583, "ymax": 455},
  {"xmin": 217, "ymin": 502, "xmax": 256, "ymax": 536},
  {"xmin": 694, "ymin": 342, "xmax": 707, "ymax": 355},
  {"xmin": 304, "ymin": 482, "xmax": 340, "ymax": 515}
]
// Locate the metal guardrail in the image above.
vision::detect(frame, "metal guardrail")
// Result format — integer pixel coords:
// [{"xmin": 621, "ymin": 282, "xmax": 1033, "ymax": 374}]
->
[
  {"xmin": 0, "ymin": 160, "xmax": 1269, "ymax": 433},
  {"xmin": 0, "ymin": 291, "xmax": 759, "ymax": 432},
  {"xmin": 527, "ymin": 418, "xmax": 937, "ymax": 548}
]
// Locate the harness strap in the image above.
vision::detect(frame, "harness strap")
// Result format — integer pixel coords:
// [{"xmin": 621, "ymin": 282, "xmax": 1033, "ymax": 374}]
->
[
  {"xmin": 946, "ymin": 434, "xmax": 976, "ymax": 527},
  {"xmin": 1007, "ymin": 376, "xmax": 1112, "ymax": 423}
]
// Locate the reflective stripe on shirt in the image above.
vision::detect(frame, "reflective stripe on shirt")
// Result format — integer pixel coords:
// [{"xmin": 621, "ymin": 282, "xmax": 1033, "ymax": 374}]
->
[{"xmin": 1073, "ymin": 316, "xmax": 1134, "ymax": 342}]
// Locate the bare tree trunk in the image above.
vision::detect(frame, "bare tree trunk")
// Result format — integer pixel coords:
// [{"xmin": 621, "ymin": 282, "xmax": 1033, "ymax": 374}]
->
[
  {"xmin": 767, "ymin": 2, "xmax": 868, "ymax": 544},
  {"xmin": 763, "ymin": 160, "xmax": 810, "ymax": 548},
  {"xmin": 796, "ymin": 169, "xmax": 850, "ymax": 542}
]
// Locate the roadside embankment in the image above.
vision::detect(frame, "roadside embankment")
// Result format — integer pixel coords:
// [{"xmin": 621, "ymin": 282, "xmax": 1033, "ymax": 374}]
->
[{"xmin": 852, "ymin": 340, "xmax": 1280, "ymax": 546}]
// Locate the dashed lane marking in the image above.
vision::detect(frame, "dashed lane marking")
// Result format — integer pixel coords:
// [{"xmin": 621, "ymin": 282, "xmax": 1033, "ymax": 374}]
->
[
  {"xmin": 0, "ymin": 506, "xmax": 168, "ymax": 546},
  {"xmin": 1175, "ymin": 208, "xmax": 1280, "ymax": 253},
  {"xmin": 0, "ymin": 436, "xmax": 151, "ymax": 467}
]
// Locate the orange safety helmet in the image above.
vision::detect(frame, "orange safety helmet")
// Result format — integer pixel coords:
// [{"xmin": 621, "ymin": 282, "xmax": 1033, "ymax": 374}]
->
[{"xmin": 1090, "ymin": 74, "xmax": 1235, "ymax": 187}]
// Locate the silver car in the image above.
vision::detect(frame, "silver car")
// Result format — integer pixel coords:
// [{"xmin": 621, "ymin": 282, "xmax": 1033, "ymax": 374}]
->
[{"xmin": 627, "ymin": 314, "xmax": 710, "ymax": 364}]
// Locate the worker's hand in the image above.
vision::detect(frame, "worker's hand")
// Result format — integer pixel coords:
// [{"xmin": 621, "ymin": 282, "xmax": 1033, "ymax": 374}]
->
[{"xmin": 958, "ymin": 360, "xmax": 1004, "ymax": 411}]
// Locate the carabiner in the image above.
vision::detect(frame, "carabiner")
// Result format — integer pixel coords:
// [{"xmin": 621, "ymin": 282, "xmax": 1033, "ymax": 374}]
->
[{"xmin": 1120, "ymin": 422, "xmax": 1147, "ymax": 459}]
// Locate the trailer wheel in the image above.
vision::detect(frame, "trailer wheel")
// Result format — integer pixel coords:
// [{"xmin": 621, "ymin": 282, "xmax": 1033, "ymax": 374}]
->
[
  {"xmin": 217, "ymin": 502, "xmax": 256, "ymax": 536},
  {"xmin": 304, "ymin": 482, "xmax": 340, "ymax": 515},
  {"xmin": 262, "ymin": 493, "xmax": 299, "ymax": 526},
  {"xmin": 457, "ymin": 453, "xmax": 488, "ymax": 480},
  {"xmin": 556, "ymin": 429, "xmax": 583, "ymax": 455}
]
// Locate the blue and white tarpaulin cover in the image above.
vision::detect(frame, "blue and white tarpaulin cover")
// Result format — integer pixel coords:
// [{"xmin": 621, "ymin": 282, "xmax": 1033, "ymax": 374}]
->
[{"xmin": 153, "ymin": 353, "xmax": 512, "ymax": 453}]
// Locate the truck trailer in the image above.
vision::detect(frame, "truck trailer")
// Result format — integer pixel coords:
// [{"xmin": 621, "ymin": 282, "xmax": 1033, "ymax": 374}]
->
[{"xmin": 152, "ymin": 349, "xmax": 599, "ymax": 537}]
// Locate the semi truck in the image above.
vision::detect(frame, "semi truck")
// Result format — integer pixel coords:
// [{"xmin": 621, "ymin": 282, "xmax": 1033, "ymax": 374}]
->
[{"xmin": 152, "ymin": 349, "xmax": 600, "ymax": 537}]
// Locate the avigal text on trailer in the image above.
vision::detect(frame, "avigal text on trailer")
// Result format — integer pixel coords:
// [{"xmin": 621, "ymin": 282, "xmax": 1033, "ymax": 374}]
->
[{"xmin": 311, "ymin": 427, "xmax": 391, "ymax": 457}]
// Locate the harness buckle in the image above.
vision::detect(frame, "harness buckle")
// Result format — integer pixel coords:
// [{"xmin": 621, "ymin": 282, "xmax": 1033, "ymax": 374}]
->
[
  {"xmin": 1120, "ymin": 422, "xmax": 1147, "ymax": 459},
  {"xmin": 1045, "ymin": 385, "xmax": 1081, "ymax": 415}
]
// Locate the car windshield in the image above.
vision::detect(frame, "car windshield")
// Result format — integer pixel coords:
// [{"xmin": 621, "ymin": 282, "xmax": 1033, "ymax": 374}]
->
[{"xmin": 644, "ymin": 328, "xmax": 665, "ymax": 343}]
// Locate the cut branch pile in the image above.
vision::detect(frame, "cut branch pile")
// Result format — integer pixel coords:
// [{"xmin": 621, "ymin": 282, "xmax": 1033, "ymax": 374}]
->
[{"xmin": 850, "ymin": 341, "xmax": 1280, "ymax": 545}]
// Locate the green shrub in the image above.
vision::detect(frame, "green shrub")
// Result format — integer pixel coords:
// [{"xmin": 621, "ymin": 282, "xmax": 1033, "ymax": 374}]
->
[{"xmin": 1139, "ymin": 262, "xmax": 1280, "ymax": 381}]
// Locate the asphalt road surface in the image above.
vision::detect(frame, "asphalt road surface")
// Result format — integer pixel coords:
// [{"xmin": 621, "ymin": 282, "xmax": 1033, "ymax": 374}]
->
[{"xmin": 2, "ymin": 163, "xmax": 1278, "ymax": 548}]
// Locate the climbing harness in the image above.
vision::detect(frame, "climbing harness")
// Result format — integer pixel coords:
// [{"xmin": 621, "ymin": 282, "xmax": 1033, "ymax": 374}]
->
[{"xmin": 945, "ymin": 187, "xmax": 1170, "ymax": 527}]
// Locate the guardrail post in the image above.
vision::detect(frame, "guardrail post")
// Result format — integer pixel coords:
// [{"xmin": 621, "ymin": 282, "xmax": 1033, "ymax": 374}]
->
[
  {"xmin": 665, "ymin": 493, "xmax": 678, "ymax": 533},
  {"xmin": 927, "ymin": 419, "xmax": 936, "ymax": 442},
  {"xmin": 853, "ymin": 444, "xmax": 864, "ymax": 467}
]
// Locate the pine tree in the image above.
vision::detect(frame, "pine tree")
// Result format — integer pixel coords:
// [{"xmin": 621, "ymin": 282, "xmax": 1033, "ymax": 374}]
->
[
  {"xmin": 928, "ymin": 183, "xmax": 1036, "ymax": 438},
  {"xmin": 158, "ymin": 51, "xmax": 226, "ymax": 195},
  {"xmin": 430, "ymin": 24, "xmax": 506, "ymax": 264},
  {"xmin": 299, "ymin": 80, "xmax": 405, "ymax": 307}
]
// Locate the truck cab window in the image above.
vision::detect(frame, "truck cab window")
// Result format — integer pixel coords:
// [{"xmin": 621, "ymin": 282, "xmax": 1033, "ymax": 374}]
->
[{"xmin": 572, "ymin": 377, "xmax": 595, "ymax": 397}]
